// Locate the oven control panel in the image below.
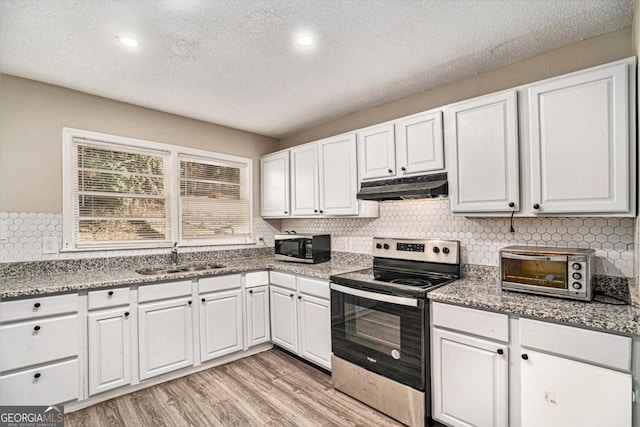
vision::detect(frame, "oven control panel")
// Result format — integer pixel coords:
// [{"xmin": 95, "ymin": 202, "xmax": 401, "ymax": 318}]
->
[{"xmin": 372, "ymin": 238, "xmax": 460, "ymax": 264}]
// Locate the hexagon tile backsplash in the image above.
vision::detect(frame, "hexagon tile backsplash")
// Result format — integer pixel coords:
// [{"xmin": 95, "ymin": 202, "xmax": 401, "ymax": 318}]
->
[{"xmin": 281, "ymin": 199, "xmax": 635, "ymax": 278}]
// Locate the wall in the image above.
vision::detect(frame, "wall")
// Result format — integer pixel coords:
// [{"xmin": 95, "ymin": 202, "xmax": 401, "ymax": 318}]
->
[
  {"xmin": 280, "ymin": 28, "xmax": 631, "ymax": 148},
  {"xmin": 0, "ymin": 74, "xmax": 281, "ymax": 262},
  {"xmin": 279, "ymin": 28, "xmax": 636, "ymax": 278}
]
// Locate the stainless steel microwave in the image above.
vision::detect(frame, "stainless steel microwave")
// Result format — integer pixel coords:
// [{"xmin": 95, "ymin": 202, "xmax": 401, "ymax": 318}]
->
[
  {"xmin": 274, "ymin": 234, "xmax": 331, "ymax": 264},
  {"xmin": 500, "ymin": 246, "xmax": 595, "ymax": 301}
]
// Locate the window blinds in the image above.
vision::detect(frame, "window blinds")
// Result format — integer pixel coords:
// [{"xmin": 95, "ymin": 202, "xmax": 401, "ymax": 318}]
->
[
  {"xmin": 179, "ymin": 155, "xmax": 251, "ymax": 241},
  {"xmin": 72, "ymin": 138, "xmax": 172, "ymax": 246}
]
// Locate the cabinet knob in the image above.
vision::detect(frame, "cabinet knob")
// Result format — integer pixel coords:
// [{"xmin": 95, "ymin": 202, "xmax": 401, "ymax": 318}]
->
[
  {"xmin": 508, "ymin": 202, "xmax": 515, "ymax": 208},
  {"xmin": 201, "ymin": 298, "xmax": 206, "ymax": 302},
  {"xmin": 298, "ymin": 296, "xmax": 302, "ymax": 300},
  {"xmin": 521, "ymin": 353, "xmax": 529, "ymax": 360},
  {"xmin": 533, "ymin": 204, "xmax": 540, "ymax": 210},
  {"xmin": 314, "ymin": 209, "xmax": 318, "ymax": 213},
  {"xmin": 289, "ymin": 293, "xmax": 294, "ymax": 298},
  {"xmin": 188, "ymin": 301, "xmax": 192, "ymax": 305},
  {"xmin": 108, "ymin": 291, "xmax": 114, "ymax": 296},
  {"xmin": 388, "ymin": 169, "xmax": 393, "ymax": 174},
  {"xmin": 33, "ymin": 325, "xmax": 41, "ymax": 331},
  {"xmin": 124, "ymin": 312, "xmax": 129, "ymax": 317},
  {"xmin": 319, "ymin": 210, "xmax": 324, "ymax": 214},
  {"xmin": 249, "ymin": 290, "xmax": 253, "ymax": 294},
  {"xmin": 284, "ymin": 211, "xmax": 288, "ymax": 214},
  {"xmin": 34, "ymin": 372, "xmax": 41, "ymax": 379},
  {"xmin": 34, "ymin": 302, "xmax": 41, "ymax": 308},
  {"xmin": 497, "ymin": 348, "xmax": 504, "ymax": 355},
  {"xmin": 401, "ymin": 166, "xmax": 406, "ymax": 171}
]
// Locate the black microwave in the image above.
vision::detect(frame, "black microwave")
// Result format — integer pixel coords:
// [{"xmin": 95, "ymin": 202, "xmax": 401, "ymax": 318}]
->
[{"xmin": 274, "ymin": 234, "xmax": 331, "ymax": 264}]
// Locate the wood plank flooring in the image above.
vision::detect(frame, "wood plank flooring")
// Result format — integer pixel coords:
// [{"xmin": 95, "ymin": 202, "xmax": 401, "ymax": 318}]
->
[{"xmin": 66, "ymin": 349, "xmax": 404, "ymax": 426}]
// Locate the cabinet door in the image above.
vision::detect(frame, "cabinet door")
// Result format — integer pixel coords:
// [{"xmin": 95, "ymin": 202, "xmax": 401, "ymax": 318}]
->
[
  {"xmin": 138, "ymin": 298, "xmax": 193, "ymax": 380},
  {"xmin": 447, "ymin": 90, "xmax": 519, "ymax": 213},
  {"xmin": 269, "ymin": 285, "xmax": 298, "ymax": 353},
  {"xmin": 246, "ymin": 286, "xmax": 270, "ymax": 347},
  {"xmin": 260, "ymin": 151, "xmax": 290, "ymax": 217},
  {"xmin": 200, "ymin": 289, "xmax": 243, "ymax": 362},
  {"xmin": 290, "ymin": 144, "xmax": 319, "ymax": 216},
  {"xmin": 521, "ymin": 349, "xmax": 631, "ymax": 427},
  {"xmin": 432, "ymin": 328, "xmax": 508, "ymax": 427},
  {"xmin": 396, "ymin": 111, "xmax": 444, "ymax": 175},
  {"xmin": 298, "ymin": 294, "xmax": 331, "ymax": 370},
  {"xmin": 357, "ymin": 123, "xmax": 396, "ymax": 180},
  {"xmin": 528, "ymin": 63, "xmax": 630, "ymax": 214},
  {"xmin": 318, "ymin": 133, "xmax": 359, "ymax": 215},
  {"xmin": 88, "ymin": 308, "xmax": 131, "ymax": 396}
]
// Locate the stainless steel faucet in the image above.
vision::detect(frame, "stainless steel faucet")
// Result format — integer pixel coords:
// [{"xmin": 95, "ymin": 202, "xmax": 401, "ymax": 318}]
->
[{"xmin": 170, "ymin": 242, "xmax": 178, "ymax": 265}]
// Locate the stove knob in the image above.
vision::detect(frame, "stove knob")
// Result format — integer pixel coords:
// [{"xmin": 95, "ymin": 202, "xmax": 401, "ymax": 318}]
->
[
  {"xmin": 572, "ymin": 263, "xmax": 582, "ymax": 270},
  {"xmin": 442, "ymin": 247, "xmax": 450, "ymax": 254},
  {"xmin": 383, "ymin": 244, "xmax": 390, "ymax": 250},
  {"xmin": 572, "ymin": 282, "xmax": 582, "ymax": 290},
  {"xmin": 376, "ymin": 243, "xmax": 382, "ymax": 249},
  {"xmin": 433, "ymin": 247, "xmax": 440, "ymax": 254},
  {"xmin": 572, "ymin": 272, "xmax": 582, "ymax": 280}
]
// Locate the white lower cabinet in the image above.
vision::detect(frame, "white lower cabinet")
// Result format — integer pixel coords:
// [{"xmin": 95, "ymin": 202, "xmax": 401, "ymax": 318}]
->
[
  {"xmin": 138, "ymin": 296, "xmax": 194, "ymax": 380},
  {"xmin": 270, "ymin": 285, "xmax": 299, "ymax": 353},
  {"xmin": 431, "ymin": 302, "xmax": 634, "ymax": 427},
  {"xmin": 432, "ymin": 328, "xmax": 508, "ymax": 427},
  {"xmin": 0, "ymin": 294, "xmax": 81, "ymax": 405},
  {"xmin": 270, "ymin": 273, "xmax": 331, "ymax": 370},
  {"xmin": 87, "ymin": 307, "xmax": 132, "ymax": 395},
  {"xmin": 199, "ymin": 288, "xmax": 243, "ymax": 362},
  {"xmin": 246, "ymin": 285, "xmax": 270, "ymax": 347}
]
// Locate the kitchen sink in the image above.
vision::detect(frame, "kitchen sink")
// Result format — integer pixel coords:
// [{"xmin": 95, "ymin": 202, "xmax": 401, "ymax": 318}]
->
[{"xmin": 136, "ymin": 263, "xmax": 225, "ymax": 275}]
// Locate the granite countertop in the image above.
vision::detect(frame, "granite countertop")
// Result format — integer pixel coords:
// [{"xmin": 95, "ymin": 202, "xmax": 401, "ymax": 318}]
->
[
  {"xmin": 0, "ymin": 256, "xmax": 369, "ymax": 300},
  {"xmin": 428, "ymin": 274, "xmax": 640, "ymax": 336}
]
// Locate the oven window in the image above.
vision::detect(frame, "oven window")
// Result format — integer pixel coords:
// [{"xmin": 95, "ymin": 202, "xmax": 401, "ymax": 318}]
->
[
  {"xmin": 346, "ymin": 304, "xmax": 401, "ymax": 353},
  {"xmin": 502, "ymin": 258, "xmax": 567, "ymax": 288}
]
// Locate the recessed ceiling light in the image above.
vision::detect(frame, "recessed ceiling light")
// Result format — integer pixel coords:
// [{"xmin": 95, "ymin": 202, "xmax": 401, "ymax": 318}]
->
[
  {"xmin": 295, "ymin": 34, "xmax": 315, "ymax": 47},
  {"xmin": 116, "ymin": 36, "xmax": 138, "ymax": 48}
]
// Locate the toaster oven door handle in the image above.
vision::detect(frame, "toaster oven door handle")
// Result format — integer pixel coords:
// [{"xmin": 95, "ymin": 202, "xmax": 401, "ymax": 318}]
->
[
  {"xmin": 501, "ymin": 253, "xmax": 568, "ymax": 262},
  {"xmin": 330, "ymin": 283, "xmax": 419, "ymax": 307}
]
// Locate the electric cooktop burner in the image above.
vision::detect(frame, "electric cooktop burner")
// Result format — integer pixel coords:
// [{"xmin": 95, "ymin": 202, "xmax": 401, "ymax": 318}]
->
[{"xmin": 389, "ymin": 278, "xmax": 433, "ymax": 287}]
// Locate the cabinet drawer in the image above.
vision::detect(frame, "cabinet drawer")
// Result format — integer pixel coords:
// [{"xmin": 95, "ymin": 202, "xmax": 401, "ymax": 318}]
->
[
  {"xmin": 297, "ymin": 276, "xmax": 329, "ymax": 299},
  {"xmin": 431, "ymin": 302, "xmax": 509, "ymax": 342},
  {"xmin": 0, "ymin": 314, "xmax": 80, "ymax": 372},
  {"xmin": 138, "ymin": 280, "xmax": 192, "ymax": 303},
  {"xmin": 0, "ymin": 294, "xmax": 78, "ymax": 323},
  {"xmin": 88, "ymin": 287, "xmax": 131, "ymax": 310},
  {"xmin": 0, "ymin": 358, "xmax": 80, "ymax": 405},
  {"xmin": 519, "ymin": 318, "xmax": 632, "ymax": 371},
  {"xmin": 199, "ymin": 274, "xmax": 242, "ymax": 294},
  {"xmin": 270, "ymin": 271, "xmax": 296, "ymax": 290},
  {"xmin": 245, "ymin": 271, "xmax": 269, "ymax": 288}
]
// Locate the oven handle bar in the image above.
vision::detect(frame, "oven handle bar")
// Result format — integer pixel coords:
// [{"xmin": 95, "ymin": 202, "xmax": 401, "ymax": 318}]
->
[
  {"xmin": 501, "ymin": 253, "xmax": 568, "ymax": 262},
  {"xmin": 330, "ymin": 283, "xmax": 420, "ymax": 307}
]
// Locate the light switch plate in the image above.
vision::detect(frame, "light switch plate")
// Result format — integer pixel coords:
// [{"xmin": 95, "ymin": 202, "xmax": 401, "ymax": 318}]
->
[{"xmin": 42, "ymin": 237, "xmax": 58, "ymax": 254}]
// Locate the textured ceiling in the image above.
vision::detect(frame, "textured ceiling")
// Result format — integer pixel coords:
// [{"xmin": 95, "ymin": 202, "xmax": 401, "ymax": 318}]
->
[{"xmin": 0, "ymin": 0, "xmax": 632, "ymax": 138}]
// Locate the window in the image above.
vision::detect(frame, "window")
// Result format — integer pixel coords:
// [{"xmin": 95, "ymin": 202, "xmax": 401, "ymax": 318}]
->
[{"xmin": 63, "ymin": 128, "xmax": 253, "ymax": 251}]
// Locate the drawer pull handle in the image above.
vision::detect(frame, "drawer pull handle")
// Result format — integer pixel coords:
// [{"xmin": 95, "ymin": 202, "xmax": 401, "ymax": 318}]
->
[
  {"xmin": 108, "ymin": 291, "xmax": 114, "ymax": 296},
  {"xmin": 521, "ymin": 353, "xmax": 529, "ymax": 360},
  {"xmin": 124, "ymin": 312, "xmax": 130, "ymax": 317},
  {"xmin": 34, "ymin": 373, "xmax": 41, "ymax": 379},
  {"xmin": 33, "ymin": 325, "xmax": 41, "ymax": 331},
  {"xmin": 34, "ymin": 303, "xmax": 41, "ymax": 308}
]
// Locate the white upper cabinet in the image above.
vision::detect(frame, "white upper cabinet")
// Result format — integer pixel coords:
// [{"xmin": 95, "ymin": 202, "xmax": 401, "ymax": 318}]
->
[
  {"xmin": 318, "ymin": 133, "xmax": 359, "ymax": 215},
  {"xmin": 447, "ymin": 90, "xmax": 520, "ymax": 213},
  {"xmin": 290, "ymin": 144, "xmax": 319, "ymax": 216},
  {"xmin": 260, "ymin": 151, "xmax": 290, "ymax": 217},
  {"xmin": 357, "ymin": 123, "xmax": 396, "ymax": 180},
  {"xmin": 527, "ymin": 61, "xmax": 631, "ymax": 214},
  {"xmin": 396, "ymin": 110, "xmax": 444, "ymax": 175}
]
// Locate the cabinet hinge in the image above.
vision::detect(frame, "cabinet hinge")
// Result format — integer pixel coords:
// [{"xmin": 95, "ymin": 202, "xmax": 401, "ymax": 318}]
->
[{"xmin": 632, "ymin": 386, "xmax": 638, "ymax": 404}]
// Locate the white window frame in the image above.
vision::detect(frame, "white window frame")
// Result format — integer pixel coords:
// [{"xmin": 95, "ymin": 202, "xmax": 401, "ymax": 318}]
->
[{"xmin": 62, "ymin": 127, "xmax": 254, "ymax": 251}]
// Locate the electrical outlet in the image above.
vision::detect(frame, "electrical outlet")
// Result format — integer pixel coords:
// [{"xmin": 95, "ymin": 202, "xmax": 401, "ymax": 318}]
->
[{"xmin": 42, "ymin": 237, "xmax": 58, "ymax": 254}]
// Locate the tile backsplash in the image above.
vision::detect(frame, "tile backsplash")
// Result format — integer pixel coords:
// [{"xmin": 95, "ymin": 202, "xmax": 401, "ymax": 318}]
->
[
  {"xmin": 0, "ymin": 212, "xmax": 280, "ymax": 263},
  {"xmin": 281, "ymin": 198, "xmax": 635, "ymax": 278}
]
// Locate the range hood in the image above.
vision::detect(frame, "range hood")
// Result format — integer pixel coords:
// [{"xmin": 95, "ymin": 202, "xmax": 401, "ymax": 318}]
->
[{"xmin": 356, "ymin": 172, "xmax": 448, "ymax": 201}]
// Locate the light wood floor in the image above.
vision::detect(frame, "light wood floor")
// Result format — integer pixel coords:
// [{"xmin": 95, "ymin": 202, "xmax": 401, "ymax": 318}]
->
[{"xmin": 67, "ymin": 349, "xmax": 404, "ymax": 426}]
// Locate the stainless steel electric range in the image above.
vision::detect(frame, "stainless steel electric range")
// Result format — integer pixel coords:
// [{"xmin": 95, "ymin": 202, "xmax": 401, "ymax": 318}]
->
[{"xmin": 330, "ymin": 237, "xmax": 461, "ymax": 427}]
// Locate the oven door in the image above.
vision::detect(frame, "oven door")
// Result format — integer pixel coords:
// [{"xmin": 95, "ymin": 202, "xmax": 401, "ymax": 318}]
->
[{"xmin": 330, "ymin": 283, "xmax": 425, "ymax": 390}]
